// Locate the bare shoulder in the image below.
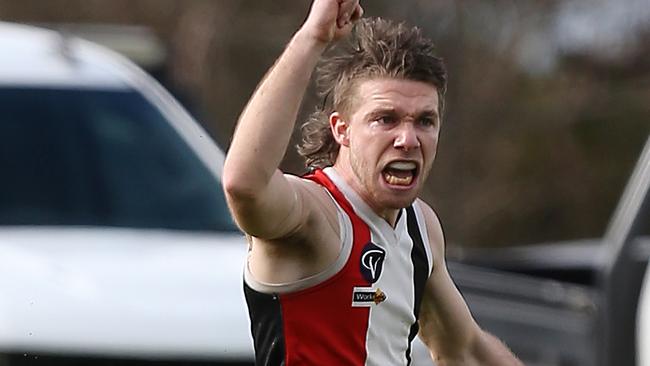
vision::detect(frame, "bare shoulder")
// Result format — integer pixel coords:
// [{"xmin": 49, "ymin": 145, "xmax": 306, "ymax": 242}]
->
[
  {"xmin": 248, "ymin": 173, "xmax": 342, "ymax": 284},
  {"xmin": 249, "ymin": 173, "xmax": 341, "ymax": 255},
  {"xmin": 415, "ymin": 198, "xmax": 445, "ymax": 263},
  {"xmin": 284, "ymin": 173, "xmax": 340, "ymax": 238}
]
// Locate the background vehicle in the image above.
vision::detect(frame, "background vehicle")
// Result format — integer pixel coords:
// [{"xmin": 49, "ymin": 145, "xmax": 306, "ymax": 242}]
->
[
  {"xmin": 0, "ymin": 22, "xmax": 254, "ymax": 365},
  {"xmin": 448, "ymin": 136, "xmax": 650, "ymax": 366}
]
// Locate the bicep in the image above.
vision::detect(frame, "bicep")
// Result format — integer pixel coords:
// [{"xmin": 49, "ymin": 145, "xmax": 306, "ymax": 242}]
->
[
  {"xmin": 416, "ymin": 203, "xmax": 481, "ymax": 360},
  {"xmin": 418, "ymin": 258, "xmax": 479, "ymax": 357}
]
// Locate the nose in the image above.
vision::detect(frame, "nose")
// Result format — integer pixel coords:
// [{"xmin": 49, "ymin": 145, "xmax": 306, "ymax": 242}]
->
[{"xmin": 394, "ymin": 122, "xmax": 420, "ymax": 151}]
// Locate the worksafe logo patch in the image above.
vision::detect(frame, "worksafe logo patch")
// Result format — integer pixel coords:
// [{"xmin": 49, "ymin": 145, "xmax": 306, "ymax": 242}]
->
[
  {"xmin": 352, "ymin": 287, "xmax": 387, "ymax": 307},
  {"xmin": 360, "ymin": 241, "xmax": 386, "ymax": 284}
]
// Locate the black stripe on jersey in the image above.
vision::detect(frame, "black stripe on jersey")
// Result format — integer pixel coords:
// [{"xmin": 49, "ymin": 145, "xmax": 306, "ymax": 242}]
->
[
  {"xmin": 243, "ymin": 281, "xmax": 286, "ymax": 366},
  {"xmin": 405, "ymin": 205, "xmax": 430, "ymax": 365}
]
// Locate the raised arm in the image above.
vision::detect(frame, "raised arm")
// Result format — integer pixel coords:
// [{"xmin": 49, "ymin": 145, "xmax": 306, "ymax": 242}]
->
[
  {"xmin": 222, "ymin": 0, "xmax": 362, "ymax": 239},
  {"xmin": 417, "ymin": 202, "xmax": 524, "ymax": 366}
]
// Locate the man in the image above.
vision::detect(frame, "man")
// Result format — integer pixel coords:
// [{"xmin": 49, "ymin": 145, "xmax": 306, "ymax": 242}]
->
[{"xmin": 223, "ymin": 0, "xmax": 523, "ymax": 365}]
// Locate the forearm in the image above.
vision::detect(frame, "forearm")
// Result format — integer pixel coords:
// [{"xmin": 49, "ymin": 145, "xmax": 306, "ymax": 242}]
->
[
  {"xmin": 222, "ymin": 0, "xmax": 360, "ymax": 238},
  {"xmin": 472, "ymin": 331, "xmax": 523, "ymax": 366},
  {"xmin": 223, "ymin": 30, "xmax": 327, "ymax": 194},
  {"xmin": 435, "ymin": 330, "xmax": 523, "ymax": 366}
]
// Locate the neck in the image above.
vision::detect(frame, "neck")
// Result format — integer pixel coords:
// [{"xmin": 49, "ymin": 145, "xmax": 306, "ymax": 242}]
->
[
  {"xmin": 330, "ymin": 165, "xmax": 401, "ymax": 228},
  {"xmin": 380, "ymin": 209, "xmax": 400, "ymax": 228}
]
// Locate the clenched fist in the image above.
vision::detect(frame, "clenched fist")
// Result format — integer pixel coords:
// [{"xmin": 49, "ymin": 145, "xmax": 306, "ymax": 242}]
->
[{"xmin": 301, "ymin": 0, "xmax": 364, "ymax": 44}]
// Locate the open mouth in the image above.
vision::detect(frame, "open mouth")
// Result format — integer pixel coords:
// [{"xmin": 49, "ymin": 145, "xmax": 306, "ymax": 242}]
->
[{"xmin": 382, "ymin": 161, "xmax": 418, "ymax": 187}]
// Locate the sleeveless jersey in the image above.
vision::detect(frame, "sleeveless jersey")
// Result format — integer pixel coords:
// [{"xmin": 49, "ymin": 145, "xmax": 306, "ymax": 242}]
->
[{"xmin": 243, "ymin": 167, "xmax": 434, "ymax": 365}]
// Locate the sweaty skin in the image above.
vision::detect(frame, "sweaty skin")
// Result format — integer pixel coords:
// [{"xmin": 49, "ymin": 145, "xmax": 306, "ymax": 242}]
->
[{"xmin": 222, "ymin": 1, "xmax": 523, "ymax": 365}]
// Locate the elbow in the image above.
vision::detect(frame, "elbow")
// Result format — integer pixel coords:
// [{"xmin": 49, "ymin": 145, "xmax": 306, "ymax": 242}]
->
[
  {"xmin": 222, "ymin": 162, "xmax": 258, "ymax": 203},
  {"xmin": 222, "ymin": 156, "xmax": 273, "ymax": 205}
]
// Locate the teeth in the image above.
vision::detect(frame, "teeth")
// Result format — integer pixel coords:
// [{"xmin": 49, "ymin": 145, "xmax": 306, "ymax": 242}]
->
[
  {"xmin": 387, "ymin": 161, "xmax": 416, "ymax": 170},
  {"xmin": 383, "ymin": 172, "xmax": 413, "ymax": 186}
]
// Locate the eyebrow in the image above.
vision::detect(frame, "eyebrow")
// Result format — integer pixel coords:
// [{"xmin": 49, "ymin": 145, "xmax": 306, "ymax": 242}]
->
[
  {"xmin": 365, "ymin": 107, "xmax": 398, "ymax": 119},
  {"xmin": 418, "ymin": 110, "xmax": 440, "ymax": 120},
  {"xmin": 365, "ymin": 108, "xmax": 439, "ymax": 120}
]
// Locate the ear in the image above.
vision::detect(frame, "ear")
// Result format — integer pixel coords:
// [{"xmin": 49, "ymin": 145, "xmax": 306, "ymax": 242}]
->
[{"xmin": 330, "ymin": 112, "xmax": 350, "ymax": 147}]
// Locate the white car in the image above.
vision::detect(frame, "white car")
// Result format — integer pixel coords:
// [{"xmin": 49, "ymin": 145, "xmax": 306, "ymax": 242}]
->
[{"xmin": 0, "ymin": 22, "xmax": 254, "ymax": 364}]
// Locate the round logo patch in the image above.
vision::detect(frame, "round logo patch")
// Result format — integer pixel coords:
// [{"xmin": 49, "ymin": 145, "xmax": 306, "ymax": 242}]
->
[{"xmin": 360, "ymin": 242, "xmax": 386, "ymax": 284}]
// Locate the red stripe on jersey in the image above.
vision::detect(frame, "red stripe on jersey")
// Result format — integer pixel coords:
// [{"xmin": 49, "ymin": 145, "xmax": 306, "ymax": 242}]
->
[{"xmin": 279, "ymin": 169, "xmax": 371, "ymax": 365}]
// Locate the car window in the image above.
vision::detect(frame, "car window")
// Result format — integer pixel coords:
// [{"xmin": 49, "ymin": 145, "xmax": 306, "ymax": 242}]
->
[{"xmin": 0, "ymin": 87, "xmax": 237, "ymax": 232}]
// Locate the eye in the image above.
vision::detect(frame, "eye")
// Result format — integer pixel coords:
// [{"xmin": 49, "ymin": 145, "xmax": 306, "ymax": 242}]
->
[
  {"xmin": 419, "ymin": 117, "xmax": 435, "ymax": 126},
  {"xmin": 418, "ymin": 115, "xmax": 437, "ymax": 127},
  {"xmin": 375, "ymin": 115, "xmax": 397, "ymax": 124}
]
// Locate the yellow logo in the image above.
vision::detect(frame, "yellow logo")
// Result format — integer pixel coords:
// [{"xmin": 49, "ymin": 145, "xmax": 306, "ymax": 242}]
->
[{"xmin": 373, "ymin": 288, "xmax": 386, "ymax": 304}]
